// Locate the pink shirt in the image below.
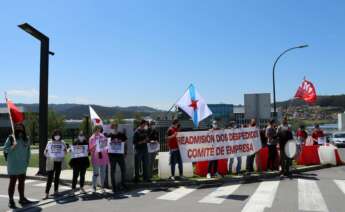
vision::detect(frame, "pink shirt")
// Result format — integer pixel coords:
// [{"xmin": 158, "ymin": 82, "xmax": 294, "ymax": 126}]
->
[{"xmin": 89, "ymin": 133, "xmax": 109, "ymax": 166}]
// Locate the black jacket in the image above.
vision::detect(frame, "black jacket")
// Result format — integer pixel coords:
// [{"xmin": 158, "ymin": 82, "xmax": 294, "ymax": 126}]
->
[
  {"xmin": 69, "ymin": 138, "xmax": 90, "ymax": 169},
  {"xmin": 133, "ymin": 128, "xmax": 148, "ymax": 152}
]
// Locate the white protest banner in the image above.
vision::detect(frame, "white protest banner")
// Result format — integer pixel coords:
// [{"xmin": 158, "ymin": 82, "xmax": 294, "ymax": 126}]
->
[
  {"xmin": 71, "ymin": 145, "xmax": 89, "ymax": 158},
  {"xmin": 107, "ymin": 138, "xmax": 125, "ymax": 154},
  {"xmin": 177, "ymin": 127, "xmax": 262, "ymax": 162},
  {"xmin": 47, "ymin": 143, "xmax": 65, "ymax": 159},
  {"xmin": 148, "ymin": 142, "xmax": 160, "ymax": 153},
  {"xmin": 96, "ymin": 138, "xmax": 108, "ymax": 152},
  {"xmin": 318, "ymin": 137, "xmax": 326, "ymax": 145}
]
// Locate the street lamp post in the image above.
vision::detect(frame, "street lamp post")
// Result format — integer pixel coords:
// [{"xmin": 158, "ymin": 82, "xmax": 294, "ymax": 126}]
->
[
  {"xmin": 272, "ymin": 44, "xmax": 308, "ymax": 120},
  {"xmin": 18, "ymin": 23, "xmax": 54, "ymax": 175}
]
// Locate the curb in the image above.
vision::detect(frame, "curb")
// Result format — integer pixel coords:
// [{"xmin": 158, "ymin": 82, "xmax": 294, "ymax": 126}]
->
[{"xmin": 0, "ymin": 164, "xmax": 339, "ymax": 190}]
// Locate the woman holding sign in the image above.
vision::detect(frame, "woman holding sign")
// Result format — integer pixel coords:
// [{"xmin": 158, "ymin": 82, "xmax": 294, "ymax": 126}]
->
[
  {"xmin": 69, "ymin": 131, "xmax": 90, "ymax": 194},
  {"xmin": 44, "ymin": 129, "xmax": 67, "ymax": 199},
  {"xmin": 89, "ymin": 125, "xmax": 109, "ymax": 193},
  {"xmin": 4, "ymin": 124, "xmax": 33, "ymax": 209}
]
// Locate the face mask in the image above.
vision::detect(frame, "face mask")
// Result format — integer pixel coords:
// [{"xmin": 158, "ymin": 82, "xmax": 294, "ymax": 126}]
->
[
  {"xmin": 144, "ymin": 126, "xmax": 148, "ymax": 130},
  {"xmin": 54, "ymin": 135, "xmax": 61, "ymax": 141},
  {"xmin": 111, "ymin": 129, "xmax": 116, "ymax": 134},
  {"xmin": 78, "ymin": 136, "xmax": 85, "ymax": 141},
  {"xmin": 212, "ymin": 124, "xmax": 218, "ymax": 129}
]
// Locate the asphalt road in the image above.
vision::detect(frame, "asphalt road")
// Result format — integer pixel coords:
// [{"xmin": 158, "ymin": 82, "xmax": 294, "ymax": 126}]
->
[{"xmin": 1, "ymin": 148, "xmax": 345, "ymax": 212}]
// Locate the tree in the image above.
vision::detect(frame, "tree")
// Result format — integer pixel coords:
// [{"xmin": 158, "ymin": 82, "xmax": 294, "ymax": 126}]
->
[
  {"xmin": 113, "ymin": 112, "xmax": 125, "ymax": 124},
  {"xmin": 79, "ymin": 116, "xmax": 92, "ymax": 138},
  {"xmin": 48, "ymin": 110, "xmax": 65, "ymax": 137},
  {"xmin": 25, "ymin": 112, "xmax": 39, "ymax": 145}
]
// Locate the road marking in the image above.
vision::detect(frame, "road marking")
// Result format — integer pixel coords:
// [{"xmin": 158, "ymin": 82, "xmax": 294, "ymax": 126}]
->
[
  {"xmin": 241, "ymin": 181, "xmax": 280, "ymax": 212},
  {"xmin": 34, "ymin": 182, "xmax": 70, "ymax": 190},
  {"xmin": 298, "ymin": 179, "xmax": 328, "ymax": 212},
  {"xmin": 157, "ymin": 187, "xmax": 196, "ymax": 201},
  {"xmin": 199, "ymin": 184, "xmax": 240, "ymax": 204},
  {"xmin": 334, "ymin": 180, "xmax": 345, "ymax": 195},
  {"xmin": 124, "ymin": 189, "xmax": 151, "ymax": 197}
]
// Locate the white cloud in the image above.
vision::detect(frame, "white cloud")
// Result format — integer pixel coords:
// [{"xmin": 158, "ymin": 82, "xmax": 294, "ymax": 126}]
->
[{"xmin": 6, "ymin": 89, "xmax": 38, "ymax": 98}]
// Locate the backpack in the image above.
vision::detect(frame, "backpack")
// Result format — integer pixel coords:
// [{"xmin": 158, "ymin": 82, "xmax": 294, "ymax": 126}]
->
[{"xmin": 4, "ymin": 135, "xmax": 14, "ymax": 161}]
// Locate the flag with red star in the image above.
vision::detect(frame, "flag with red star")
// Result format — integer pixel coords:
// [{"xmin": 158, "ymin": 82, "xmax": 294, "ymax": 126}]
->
[
  {"xmin": 89, "ymin": 106, "xmax": 103, "ymax": 126},
  {"xmin": 176, "ymin": 84, "xmax": 213, "ymax": 128}
]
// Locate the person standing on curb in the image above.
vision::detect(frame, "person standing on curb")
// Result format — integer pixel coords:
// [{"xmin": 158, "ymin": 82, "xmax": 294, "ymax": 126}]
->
[
  {"xmin": 133, "ymin": 120, "xmax": 150, "ymax": 182},
  {"xmin": 4, "ymin": 123, "xmax": 33, "ymax": 209},
  {"xmin": 108, "ymin": 123, "xmax": 128, "ymax": 193},
  {"xmin": 89, "ymin": 125, "xmax": 109, "ymax": 193},
  {"xmin": 69, "ymin": 131, "xmax": 90, "ymax": 194},
  {"xmin": 246, "ymin": 119, "xmax": 258, "ymax": 175},
  {"xmin": 148, "ymin": 121, "xmax": 159, "ymax": 179},
  {"xmin": 167, "ymin": 119, "xmax": 184, "ymax": 180},
  {"xmin": 277, "ymin": 117, "xmax": 293, "ymax": 177},
  {"xmin": 228, "ymin": 122, "xmax": 242, "ymax": 175},
  {"xmin": 44, "ymin": 129, "xmax": 67, "ymax": 199},
  {"xmin": 266, "ymin": 120, "xmax": 278, "ymax": 171},
  {"xmin": 207, "ymin": 120, "xmax": 220, "ymax": 179}
]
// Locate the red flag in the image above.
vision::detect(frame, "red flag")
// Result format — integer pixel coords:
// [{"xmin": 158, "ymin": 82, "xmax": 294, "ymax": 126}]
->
[
  {"xmin": 6, "ymin": 99, "xmax": 25, "ymax": 124},
  {"xmin": 294, "ymin": 79, "xmax": 317, "ymax": 104}
]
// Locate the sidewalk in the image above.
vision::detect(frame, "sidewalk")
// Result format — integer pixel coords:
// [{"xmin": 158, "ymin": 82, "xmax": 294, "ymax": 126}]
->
[{"xmin": 0, "ymin": 164, "xmax": 336, "ymax": 189}]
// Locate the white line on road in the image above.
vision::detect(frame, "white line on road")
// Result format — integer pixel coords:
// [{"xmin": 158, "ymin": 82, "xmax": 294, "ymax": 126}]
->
[
  {"xmin": 157, "ymin": 187, "xmax": 196, "ymax": 201},
  {"xmin": 199, "ymin": 184, "xmax": 240, "ymax": 204},
  {"xmin": 298, "ymin": 179, "xmax": 328, "ymax": 212},
  {"xmin": 334, "ymin": 180, "xmax": 345, "ymax": 195},
  {"xmin": 241, "ymin": 181, "xmax": 280, "ymax": 212}
]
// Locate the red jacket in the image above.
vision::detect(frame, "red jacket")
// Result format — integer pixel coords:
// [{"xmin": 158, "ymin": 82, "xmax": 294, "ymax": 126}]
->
[{"xmin": 167, "ymin": 127, "xmax": 179, "ymax": 150}]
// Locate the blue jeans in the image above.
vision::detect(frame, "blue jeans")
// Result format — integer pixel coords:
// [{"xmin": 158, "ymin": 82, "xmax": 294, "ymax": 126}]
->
[
  {"xmin": 229, "ymin": 157, "xmax": 242, "ymax": 174},
  {"xmin": 92, "ymin": 164, "xmax": 107, "ymax": 189}
]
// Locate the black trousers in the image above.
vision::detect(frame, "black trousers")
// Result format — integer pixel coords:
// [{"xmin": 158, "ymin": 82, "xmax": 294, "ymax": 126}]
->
[
  {"xmin": 207, "ymin": 160, "xmax": 218, "ymax": 175},
  {"xmin": 280, "ymin": 143, "xmax": 292, "ymax": 175},
  {"xmin": 109, "ymin": 154, "xmax": 126, "ymax": 191},
  {"xmin": 46, "ymin": 161, "xmax": 62, "ymax": 194},
  {"xmin": 135, "ymin": 150, "xmax": 149, "ymax": 181},
  {"xmin": 8, "ymin": 174, "xmax": 26, "ymax": 201},
  {"xmin": 267, "ymin": 145, "xmax": 278, "ymax": 171},
  {"xmin": 170, "ymin": 150, "xmax": 183, "ymax": 177},
  {"xmin": 72, "ymin": 166, "xmax": 87, "ymax": 189},
  {"xmin": 246, "ymin": 154, "xmax": 255, "ymax": 172}
]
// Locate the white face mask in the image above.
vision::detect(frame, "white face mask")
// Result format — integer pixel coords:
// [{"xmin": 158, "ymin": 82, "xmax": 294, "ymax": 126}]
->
[
  {"xmin": 212, "ymin": 124, "xmax": 218, "ymax": 129},
  {"xmin": 78, "ymin": 135, "xmax": 85, "ymax": 141},
  {"xmin": 144, "ymin": 126, "xmax": 149, "ymax": 130},
  {"xmin": 54, "ymin": 135, "xmax": 61, "ymax": 141}
]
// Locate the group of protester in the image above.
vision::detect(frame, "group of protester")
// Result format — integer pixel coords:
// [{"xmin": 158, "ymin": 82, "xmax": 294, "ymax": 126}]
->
[{"xmin": 3, "ymin": 118, "xmax": 325, "ymax": 209}]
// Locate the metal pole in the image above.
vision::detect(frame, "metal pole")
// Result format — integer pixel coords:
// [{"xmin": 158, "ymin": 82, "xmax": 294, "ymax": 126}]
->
[
  {"xmin": 37, "ymin": 39, "xmax": 49, "ymax": 175},
  {"xmin": 272, "ymin": 45, "xmax": 308, "ymax": 121}
]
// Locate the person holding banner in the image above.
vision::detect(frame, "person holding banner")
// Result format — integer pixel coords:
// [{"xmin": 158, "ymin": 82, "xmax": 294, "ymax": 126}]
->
[
  {"xmin": 312, "ymin": 124, "xmax": 325, "ymax": 145},
  {"xmin": 44, "ymin": 129, "xmax": 67, "ymax": 199},
  {"xmin": 89, "ymin": 125, "xmax": 109, "ymax": 193},
  {"xmin": 133, "ymin": 120, "xmax": 150, "ymax": 182},
  {"xmin": 228, "ymin": 122, "xmax": 242, "ymax": 175},
  {"xmin": 4, "ymin": 124, "xmax": 33, "ymax": 209},
  {"xmin": 69, "ymin": 131, "xmax": 90, "ymax": 194},
  {"xmin": 277, "ymin": 118, "xmax": 293, "ymax": 177},
  {"xmin": 148, "ymin": 121, "xmax": 159, "ymax": 179},
  {"xmin": 246, "ymin": 119, "xmax": 258, "ymax": 174},
  {"xmin": 207, "ymin": 120, "xmax": 220, "ymax": 179},
  {"xmin": 167, "ymin": 119, "xmax": 183, "ymax": 180},
  {"xmin": 107, "ymin": 123, "xmax": 128, "ymax": 193},
  {"xmin": 266, "ymin": 120, "xmax": 278, "ymax": 171}
]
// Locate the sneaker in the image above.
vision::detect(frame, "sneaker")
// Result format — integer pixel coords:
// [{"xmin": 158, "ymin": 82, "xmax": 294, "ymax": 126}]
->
[
  {"xmin": 206, "ymin": 173, "xmax": 211, "ymax": 179},
  {"xmin": 8, "ymin": 200, "xmax": 17, "ymax": 209},
  {"xmin": 80, "ymin": 188, "xmax": 86, "ymax": 194},
  {"xmin": 43, "ymin": 193, "xmax": 49, "ymax": 200},
  {"xmin": 169, "ymin": 176, "xmax": 175, "ymax": 181},
  {"xmin": 215, "ymin": 172, "xmax": 220, "ymax": 178},
  {"xmin": 19, "ymin": 197, "xmax": 35, "ymax": 205},
  {"xmin": 92, "ymin": 187, "xmax": 97, "ymax": 193},
  {"xmin": 70, "ymin": 189, "xmax": 76, "ymax": 195}
]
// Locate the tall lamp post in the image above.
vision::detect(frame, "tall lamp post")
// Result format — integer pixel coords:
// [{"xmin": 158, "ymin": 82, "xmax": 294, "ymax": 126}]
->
[
  {"xmin": 272, "ymin": 44, "xmax": 308, "ymax": 120},
  {"xmin": 18, "ymin": 23, "xmax": 54, "ymax": 175}
]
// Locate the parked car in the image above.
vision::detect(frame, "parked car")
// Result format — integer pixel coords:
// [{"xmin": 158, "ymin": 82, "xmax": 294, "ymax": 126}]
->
[{"xmin": 330, "ymin": 132, "xmax": 345, "ymax": 147}]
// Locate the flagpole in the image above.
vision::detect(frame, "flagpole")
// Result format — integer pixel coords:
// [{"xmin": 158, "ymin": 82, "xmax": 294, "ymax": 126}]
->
[
  {"xmin": 167, "ymin": 84, "xmax": 192, "ymax": 114},
  {"xmin": 4, "ymin": 92, "xmax": 17, "ymax": 146}
]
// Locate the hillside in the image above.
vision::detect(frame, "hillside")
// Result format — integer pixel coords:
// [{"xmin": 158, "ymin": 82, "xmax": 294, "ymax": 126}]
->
[
  {"xmin": 0, "ymin": 103, "xmax": 161, "ymax": 119},
  {"xmin": 277, "ymin": 95, "xmax": 345, "ymax": 109}
]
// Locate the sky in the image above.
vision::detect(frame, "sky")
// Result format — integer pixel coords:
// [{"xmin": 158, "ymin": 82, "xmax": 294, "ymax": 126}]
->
[{"xmin": 0, "ymin": 0, "xmax": 344, "ymax": 109}]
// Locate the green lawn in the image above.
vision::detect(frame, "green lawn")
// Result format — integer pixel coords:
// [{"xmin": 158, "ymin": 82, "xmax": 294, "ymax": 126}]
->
[{"xmin": 0, "ymin": 154, "xmax": 93, "ymax": 171}]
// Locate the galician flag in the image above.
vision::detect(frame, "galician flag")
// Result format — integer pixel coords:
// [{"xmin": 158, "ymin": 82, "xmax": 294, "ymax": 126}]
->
[
  {"xmin": 176, "ymin": 84, "xmax": 213, "ymax": 128},
  {"xmin": 89, "ymin": 106, "xmax": 103, "ymax": 126}
]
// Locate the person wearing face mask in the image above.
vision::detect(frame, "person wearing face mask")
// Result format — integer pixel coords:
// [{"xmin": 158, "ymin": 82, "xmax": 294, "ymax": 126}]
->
[
  {"xmin": 44, "ymin": 129, "xmax": 67, "ymax": 199},
  {"xmin": 277, "ymin": 117, "xmax": 293, "ymax": 177},
  {"xmin": 147, "ymin": 121, "xmax": 159, "ymax": 179},
  {"xmin": 89, "ymin": 125, "xmax": 109, "ymax": 193},
  {"xmin": 4, "ymin": 123, "xmax": 33, "ymax": 209},
  {"xmin": 133, "ymin": 120, "xmax": 150, "ymax": 182},
  {"xmin": 107, "ymin": 123, "xmax": 128, "ymax": 193},
  {"xmin": 167, "ymin": 119, "xmax": 184, "ymax": 180},
  {"xmin": 69, "ymin": 131, "xmax": 90, "ymax": 194},
  {"xmin": 207, "ymin": 121, "xmax": 220, "ymax": 179}
]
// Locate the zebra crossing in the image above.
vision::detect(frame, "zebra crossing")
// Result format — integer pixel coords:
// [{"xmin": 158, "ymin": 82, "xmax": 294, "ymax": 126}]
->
[{"xmin": 121, "ymin": 179, "xmax": 345, "ymax": 212}]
